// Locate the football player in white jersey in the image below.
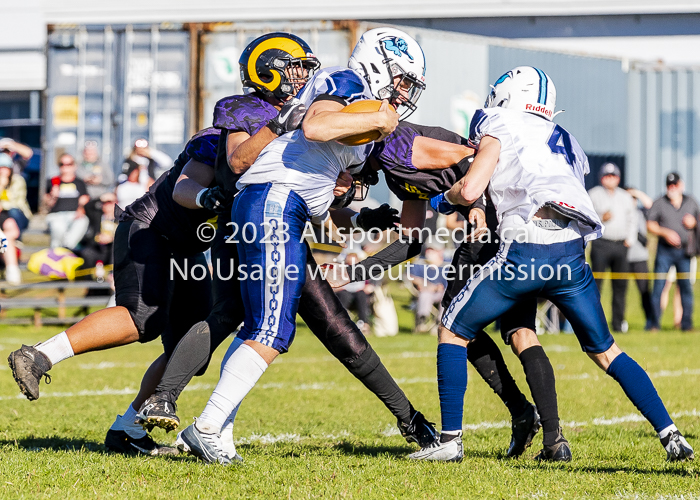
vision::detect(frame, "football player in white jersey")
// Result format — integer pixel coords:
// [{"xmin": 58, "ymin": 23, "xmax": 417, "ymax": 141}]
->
[
  {"xmin": 410, "ymin": 67, "xmax": 694, "ymax": 463},
  {"xmin": 177, "ymin": 28, "xmax": 427, "ymax": 463}
]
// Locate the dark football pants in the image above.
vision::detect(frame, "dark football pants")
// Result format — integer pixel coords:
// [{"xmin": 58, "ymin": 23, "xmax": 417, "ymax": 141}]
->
[
  {"xmin": 154, "ymin": 230, "xmax": 414, "ymax": 424},
  {"xmin": 113, "ymin": 217, "xmax": 212, "ymax": 357}
]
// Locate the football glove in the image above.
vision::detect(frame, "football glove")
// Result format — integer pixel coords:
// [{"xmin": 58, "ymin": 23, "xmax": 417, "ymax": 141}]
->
[
  {"xmin": 430, "ymin": 192, "xmax": 456, "ymax": 215},
  {"xmin": 266, "ymin": 98, "xmax": 307, "ymax": 136},
  {"xmin": 0, "ymin": 228, "xmax": 6, "ymax": 254},
  {"xmin": 354, "ymin": 204, "xmax": 400, "ymax": 231},
  {"xmin": 197, "ymin": 186, "xmax": 227, "ymax": 214}
]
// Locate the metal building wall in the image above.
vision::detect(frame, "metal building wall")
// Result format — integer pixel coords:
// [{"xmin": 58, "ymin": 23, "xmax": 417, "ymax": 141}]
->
[
  {"xmin": 627, "ymin": 68, "xmax": 700, "ymax": 197},
  {"xmin": 46, "ymin": 25, "xmax": 190, "ymax": 179},
  {"xmin": 200, "ymin": 22, "xmax": 352, "ymax": 128},
  {"xmin": 402, "ymin": 29, "xmax": 489, "ymax": 135},
  {"xmin": 488, "ymin": 46, "xmax": 628, "ymax": 157}
]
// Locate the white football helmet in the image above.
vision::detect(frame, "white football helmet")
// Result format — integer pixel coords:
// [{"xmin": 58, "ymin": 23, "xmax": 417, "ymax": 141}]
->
[
  {"xmin": 485, "ymin": 66, "xmax": 556, "ymax": 120},
  {"xmin": 348, "ymin": 27, "xmax": 426, "ymax": 119}
]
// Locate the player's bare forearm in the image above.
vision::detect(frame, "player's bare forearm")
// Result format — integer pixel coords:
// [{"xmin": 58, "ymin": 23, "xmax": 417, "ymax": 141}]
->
[
  {"xmin": 412, "ymin": 137, "xmax": 473, "ymax": 171},
  {"xmin": 302, "ymin": 100, "xmax": 396, "ymax": 142},
  {"xmin": 447, "ymin": 136, "xmax": 501, "ymax": 205},
  {"xmin": 400, "ymin": 200, "xmax": 428, "ymax": 239},
  {"xmin": 329, "ymin": 208, "xmax": 355, "ymax": 231},
  {"xmin": 173, "ymin": 160, "xmax": 215, "ymax": 209},
  {"xmin": 228, "ymin": 127, "xmax": 276, "ymax": 175}
]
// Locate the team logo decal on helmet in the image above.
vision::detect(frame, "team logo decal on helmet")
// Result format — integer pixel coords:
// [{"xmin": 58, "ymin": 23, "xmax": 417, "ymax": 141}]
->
[
  {"xmin": 484, "ymin": 66, "xmax": 557, "ymax": 120},
  {"xmin": 348, "ymin": 27, "xmax": 426, "ymax": 120},
  {"xmin": 382, "ymin": 37, "xmax": 414, "ymax": 61},
  {"xmin": 239, "ymin": 32, "xmax": 321, "ymax": 101}
]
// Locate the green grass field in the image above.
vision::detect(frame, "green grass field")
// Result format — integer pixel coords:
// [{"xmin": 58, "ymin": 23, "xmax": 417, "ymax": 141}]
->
[{"xmin": 0, "ymin": 284, "xmax": 698, "ymax": 499}]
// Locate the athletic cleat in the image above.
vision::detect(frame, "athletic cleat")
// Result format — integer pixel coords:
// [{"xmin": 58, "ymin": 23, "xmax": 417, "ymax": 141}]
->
[
  {"xmin": 662, "ymin": 430, "xmax": 694, "ymax": 462},
  {"xmin": 7, "ymin": 345, "xmax": 52, "ymax": 401},
  {"xmin": 136, "ymin": 394, "xmax": 180, "ymax": 432},
  {"xmin": 221, "ymin": 421, "xmax": 243, "ymax": 463},
  {"xmin": 507, "ymin": 404, "xmax": 541, "ymax": 458},
  {"xmin": 176, "ymin": 423, "xmax": 232, "ymax": 465},
  {"xmin": 398, "ymin": 411, "xmax": 439, "ymax": 448},
  {"xmin": 409, "ymin": 434, "xmax": 463, "ymax": 462},
  {"xmin": 104, "ymin": 429, "xmax": 179, "ymax": 456},
  {"xmin": 534, "ymin": 428, "xmax": 572, "ymax": 462}
]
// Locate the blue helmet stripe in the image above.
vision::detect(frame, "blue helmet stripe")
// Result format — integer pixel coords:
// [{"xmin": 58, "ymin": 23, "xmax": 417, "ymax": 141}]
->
[
  {"xmin": 533, "ymin": 67, "xmax": 547, "ymax": 105},
  {"xmin": 494, "ymin": 72, "xmax": 511, "ymax": 86}
]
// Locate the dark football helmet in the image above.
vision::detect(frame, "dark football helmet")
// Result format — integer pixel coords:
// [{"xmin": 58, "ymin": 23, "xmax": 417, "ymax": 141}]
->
[{"xmin": 239, "ymin": 32, "xmax": 320, "ymax": 101}]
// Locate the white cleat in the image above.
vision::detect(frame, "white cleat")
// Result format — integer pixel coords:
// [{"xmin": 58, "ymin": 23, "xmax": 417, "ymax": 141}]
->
[
  {"xmin": 176, "ymin": 423, "xmax": 232, "ymax": 465},
  {"xmin": 220, "ymin": 421, "xmax": 243, "ymax": 463},
  {"xmin": 408, "ymin": 435, "xmax": 463, "ymax": 462}
]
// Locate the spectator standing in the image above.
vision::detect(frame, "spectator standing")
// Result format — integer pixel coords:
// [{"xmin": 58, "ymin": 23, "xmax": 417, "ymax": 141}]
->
[
  {"xmin": 647, "ymin": 172, "xmax": 700, "ymax": 331},
  {"xmin": 0, "ymin": 153, "xmax": 32, "ymax": 233},
  {"xmin": 0, "ymin": 137, "xmax": 33, "ymax": 174},
  {"xmin": 588, "ymin": 162, "xmax": 637, "ymax": 332},
  {"xmin": 626, "ymin": 187, "xmax": 655, "ymax": 329},
  {"xmin": 78, "ymin": 141, "xmax": 113, "ymax": 199},
  {"xmin": 44, "ymin": 154, "xmax": 90, "ymax": 249}
]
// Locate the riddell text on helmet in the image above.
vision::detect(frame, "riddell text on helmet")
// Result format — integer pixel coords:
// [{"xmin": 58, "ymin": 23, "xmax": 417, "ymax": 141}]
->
[{"xmin": 525, "ymin": 103, "xmax": 553, "ymax": 118}]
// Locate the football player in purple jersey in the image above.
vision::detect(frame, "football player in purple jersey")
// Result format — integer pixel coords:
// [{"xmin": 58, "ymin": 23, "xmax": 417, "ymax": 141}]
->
[
  {"xmin": 134, "ymin": 32, "xmax": 438, "ymax": 462},
  {"xmin": 8, "ymin": 127, "xmax": 225, "ymax": 455}
]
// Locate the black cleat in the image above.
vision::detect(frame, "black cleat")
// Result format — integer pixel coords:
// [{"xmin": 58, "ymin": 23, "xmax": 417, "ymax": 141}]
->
[
  {"xmin": 398, "ymin": 411, "xmax": 439, "ymax": 448},
  {"xmin": 662, "ymin": 430, "xmax": 694, "ymax": 462},
  {"xmin": 105, "ymin": 429, "xmax": 179, "ymax": 456},
  {"xmin": 7, "ymin": 345, "xmax": 52, "ymax": 401},
  {"xmin": 534, "ymin": 428, "xmax": 572, "ymax": 462},
  {"xmin": 507, "ymin": 403, "xmax": 541, "ymax": 458},
  {"xmin": 136, "ymin": 394, "xmax": 180, "ymax": 432}
]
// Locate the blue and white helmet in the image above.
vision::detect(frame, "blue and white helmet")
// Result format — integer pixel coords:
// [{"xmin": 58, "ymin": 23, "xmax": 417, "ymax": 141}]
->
[
  {"xmin": 348, "ymin": 27, "xmax": 426, "ymax": 119},
  {"xmin": 485, "ymin": 66, "xmax": 556, "ymax": 120}
]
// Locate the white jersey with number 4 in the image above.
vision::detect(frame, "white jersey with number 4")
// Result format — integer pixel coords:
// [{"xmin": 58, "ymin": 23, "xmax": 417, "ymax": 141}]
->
[
  {"xmin": 469, "ymin": 107, "xmax": 603, "ymax": 242},
  {"xmin": 238, "ymin": 67, "xmax": 374, "ymax": 219}
]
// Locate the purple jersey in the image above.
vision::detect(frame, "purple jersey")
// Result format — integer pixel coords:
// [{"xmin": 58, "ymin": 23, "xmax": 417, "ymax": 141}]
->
[
  {"xmin": 122, "ymin": 127, "xmax": 221, "ymax": 255},
  {"xmin": 211, "ymin": 93, "xmax": 278, "ymax": 211},
  {"xmin": 213, "ymin": 93, "xmax": 278, "ymax": 136},
  {"xmin": 371, "ymin": 122, "xmax": 472, "ymax": 202}
]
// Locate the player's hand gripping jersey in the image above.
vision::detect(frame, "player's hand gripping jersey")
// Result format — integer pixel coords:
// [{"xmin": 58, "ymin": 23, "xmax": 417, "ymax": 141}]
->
[
  {"xmin": 469, "ymin": 108, "xmax": 602, "ymax": 241},
  {"xmin": 237, "ymin": 67, "xmax": 374, "ymax": 219}
]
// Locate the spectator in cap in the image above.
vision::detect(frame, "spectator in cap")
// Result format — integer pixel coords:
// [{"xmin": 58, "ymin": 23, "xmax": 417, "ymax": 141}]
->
[
  {"xmin": 0, "ymin": 153, "xmax": 32, "ymax": 233},
  {"xmin": 647, "ymin": 172, "xmax": 700, "ymax": 331},
  {"xmin": 587, "ymin": 162, "xmax": 637, "ymax": 332}
]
